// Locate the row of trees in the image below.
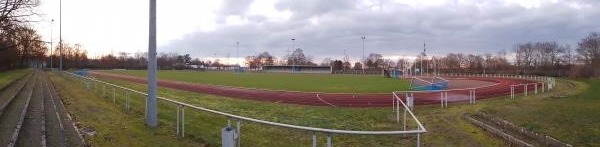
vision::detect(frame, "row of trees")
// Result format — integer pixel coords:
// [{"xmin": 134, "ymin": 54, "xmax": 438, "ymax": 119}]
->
[
  {"xmin": 91, "ymin": 52, "xmax": 209, "ymax": 70},
  {"xmin": 0, "ymin": 0, "xmax": 45, "ymax": 70},
  {"xmin": 245, "ymin": 48, "xmax": 319, "ymax": 69},
  {"xmin": 69, "ymin": 31, "xmax": 600, "ymax": 78}
]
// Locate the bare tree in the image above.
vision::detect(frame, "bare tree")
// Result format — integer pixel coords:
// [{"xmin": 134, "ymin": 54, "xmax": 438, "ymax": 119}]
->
[
  {"xmin": 353, "ymin": 62, "xmax": 362, "ymax": 70},
  {"xmin": 246, "ymin": 52, "xmax": 275, "ymax": 69},
  {"xmin": 320, "ymin": 57, "xmax": 332, "ymax": 66},
  {"xmin": 576, "ymin": 32, "xmax": 600, "ymax": 77},
  {"xmin": 287, "ymin": 48, "xmax": 315, "ymax": 65},
  {"xmin": 1, "ymin": 0, "xmax": 39, "ymax": 30}
]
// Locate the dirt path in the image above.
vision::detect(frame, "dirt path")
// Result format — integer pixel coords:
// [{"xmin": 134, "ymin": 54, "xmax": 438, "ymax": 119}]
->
[{"xmin": 91, "ymin": 72, "xmax": 538, "ymax": 107}]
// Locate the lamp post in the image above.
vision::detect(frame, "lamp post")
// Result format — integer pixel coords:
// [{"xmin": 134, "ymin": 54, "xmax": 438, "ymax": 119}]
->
[
  {"xmin": 421, "ymin": 42, "xmax": 426, "ymax": 75},
  {"xmin": 59, "ymin": 0, "xmax": 62, "ymax": 70},
  {"xmin": 50, "ymin": 19, "xmax": 54, "ymax": 69},
  {"xmin": 236, "ymin": 41, "xmax": 239, "ymax": 66},
  {"xmin": 291, "ymin": 38, "xmax": 295, "ymax": 65},
  {"xmin": 146, "ymin": 0, "xmax": 158, "ymax": 127},
  {"xmin": 361, "ymin": 36, "xmax": 366, "ymax": 74}
]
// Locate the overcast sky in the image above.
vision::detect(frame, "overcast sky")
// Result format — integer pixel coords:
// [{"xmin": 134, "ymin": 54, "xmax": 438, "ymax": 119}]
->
[{"xmin": 32, "ymin": 0, "xmax": 600, "ymax": 64}]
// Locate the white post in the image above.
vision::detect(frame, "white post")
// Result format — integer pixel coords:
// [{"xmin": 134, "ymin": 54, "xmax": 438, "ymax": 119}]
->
[
  {"xmin": 444, "ymin": 92, "xmax": 448, "ymax": 107},
  {"xmin": 312, "ymin": 132, "xmax": 317, "ymax": 147},
  {"xmin": 524, "ymin": 84, "xmax": 528, "ymax": 96},
  {"xmin": 236, "ymin": 120, "xmax": 241, "ymax": 146},
  {"xmin": 510, "ymin": 85, "xmax": 514, "ymax": 99},
  {"xmin": 181, "ymin": 106, "xmax": 185, "ymax": 137},
  {"xmin": 112, "ymin": 86, "xmax": 116, "ymax": 104},
  {"xmin": 440, "ymin": 92, "xmax": 444, "ymax": 108},
  {"xmin": 417, "ymin": 133, "xmax": 421, "ymax": 147},
  {"xmin": 176, "ymin": 105, "xmax": 180, "ymax": 135},
  {"xmin": 396, "ymin": 99, "xmax": 400, "ymax": 123},
  {"xmin": 327, "ymin": 133, "xmax": 332, "ymax": 147},
  {"xmin": 102, "ymin": 84, "xmax": 105, "ymax": 98},
  {"xmin": 403, "ymin": 108, "xmax": 407, "ymax": 131}
]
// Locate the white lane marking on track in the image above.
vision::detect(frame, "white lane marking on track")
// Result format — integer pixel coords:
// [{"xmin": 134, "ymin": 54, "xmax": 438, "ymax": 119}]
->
[{"xmin": 316, "ymin": 94, "xmax": 337, "ymax": 107}]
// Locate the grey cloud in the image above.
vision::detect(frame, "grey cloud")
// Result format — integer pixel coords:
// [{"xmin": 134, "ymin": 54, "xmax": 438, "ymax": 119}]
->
[
  {"xmin": 159, "ymin": 0, "xmax": 600, "ymax": 62},
  {"xmin": 218, "ymin": 0, "xmax": 254, "ymax": 16}
]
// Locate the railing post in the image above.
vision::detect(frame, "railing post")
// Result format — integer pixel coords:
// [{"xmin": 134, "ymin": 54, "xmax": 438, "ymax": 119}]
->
[
  {"xmin": 176, "ymin": 104, "xmax": 185, "ymax": 138},
  {"xmin": 312, "ymin": 132, "xmax": 317, "ymax": 147},
  {"xmin": 472, "ymin": 90, "xmax": 476, "ymax": 104},
  {"xmin": 510, "ymin": 85, "xmax": 514, "ymax": 99},
  {"xmin": 392, "ymin": 94, "xmax": 395, "ymax": 112},
  {"xmin": 535, "ymin": 83, "xmax": 538, "ymax": 94},
  {"xmin": 182, "ymin": 106, "xmax": 185, "ymax": 137},
  {"xmin": 403, "ymin": 107, "xmax": 407, "ymax": 132},
  {"xmin": 396, "ymin": 98, "xmax": 400, "ymax": 123},
  {"xmin": 125, "ymin": 90, "xmax": 129, "ymax": 111},
  {"xmin": 236, "ymin": 120, "xmax": 241, "ymax": 147},
  {"xmin": 440, "ymin": 92, "xmax": 444, "ymax": 108},
  {"xmin": 542, "ymin": 82, "xmax": 545, "ymax": 93},
  {"xmin": 442, "ymin": 91, "xmax": 448, "ymax": 108},
  {"xmin": 112, "ymin": 86, "xmax": 116, "ymax": 104},
  {"xmin": 144, "ymin": 96, "xmax": 148, "ymax": 121},
  {"xmin": 417, "ymin": 133, "xmax": 421, "ymax": 147},
  {"xmin": 524, "ymin": 84, "xmax": 528, "ymax": 97},
  {"xmin": 326, "ymin": 133, "xmax": 332, "ymax": 147},
  {"xmin": 102, "ymin": 84, "xmax": 106, "ymax": 98},
  {"xmin": 177, "ymin": 104, "xmax": 180, "ymax": 136},
  {"xmin": 469, "ymin": 90, "xmax": 473, "ymax": 104},
  {"xmin": 469, "ymin": 89, "xmax": 475, "ymax": 104}
]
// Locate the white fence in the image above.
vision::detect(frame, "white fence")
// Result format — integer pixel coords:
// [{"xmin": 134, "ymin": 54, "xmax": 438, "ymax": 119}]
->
[
  {"xmin": 61, "ymin": 71, "xmax": 427, "ymax": 147},
  {"xmin": 395, "ymin": 73, "xmax": 556, "ymax": 109}
]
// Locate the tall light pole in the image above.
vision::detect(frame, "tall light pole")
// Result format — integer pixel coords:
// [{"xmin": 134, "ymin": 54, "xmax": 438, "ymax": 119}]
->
[
  {"xmin": 59, "ymin": 0, "xmax": 62, "ymax": 70},
  {"xmin": 146, "ymin": 0, "xmax": 158, "ymax": 127},
  {"xmin": 421, "ymin": 41, "xmax": 426, "ymax": 75},
  {"xmin": 50, "ymin": 19, "xmax": 54, "ymax": 69},
  {"xmin": 291, "ymin": 38, "xmax": 295, "ymax": 65},
  {"xmin": 361, "ymin": 36, "xmax": 366, "ymax": 74},
  {"xmin": 236, "ymin": 41, "xmax": 239, "ymax": 66}
]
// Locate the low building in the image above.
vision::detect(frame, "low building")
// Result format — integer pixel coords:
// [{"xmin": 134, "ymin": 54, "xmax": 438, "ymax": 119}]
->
[{"xmin": 263, "ymin": 65, "xmax": 332, "ymax": 74}]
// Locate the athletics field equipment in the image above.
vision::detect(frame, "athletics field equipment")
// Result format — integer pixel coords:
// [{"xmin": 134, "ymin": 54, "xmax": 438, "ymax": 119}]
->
[{"xmin": 409, "ymin": 76, "xmax": 449, "ymax": 91}]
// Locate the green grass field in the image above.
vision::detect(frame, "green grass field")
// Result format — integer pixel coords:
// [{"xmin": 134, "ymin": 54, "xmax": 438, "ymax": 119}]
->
[
  {"xmin": 49, "ymin": 71, "xmax": 599, "ymax": 146},
  {"xmin": 99, "ymin": 70, "xmax": 410, "ymax": 93},
  {"xmin": 481, "ymin": 79, "xmax": 600, "ymax": 146},
  {"xmin": 0, "ymin": 69, "xmax": 31, "ymax": 89}
]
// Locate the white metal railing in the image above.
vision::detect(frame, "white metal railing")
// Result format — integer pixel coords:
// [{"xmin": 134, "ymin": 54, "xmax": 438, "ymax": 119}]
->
[
  {"xmin": 61, "ymin": 71, "xmax": 427, "ymax": 146},
  {"xmin": 395, "ymin": 73, "xmax": 556, "ymax": 109}
]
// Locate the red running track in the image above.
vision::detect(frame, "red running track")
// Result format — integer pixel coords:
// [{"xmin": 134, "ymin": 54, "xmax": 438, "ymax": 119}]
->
[{"xmin": 90, "ymin": 72, "xmax": 541, "ymax": 107}]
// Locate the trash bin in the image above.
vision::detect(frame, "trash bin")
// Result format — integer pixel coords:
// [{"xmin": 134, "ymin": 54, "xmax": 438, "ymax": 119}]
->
[{"xmin": 221, "ymin": 127, "xmax": 236, "ymax": 147}]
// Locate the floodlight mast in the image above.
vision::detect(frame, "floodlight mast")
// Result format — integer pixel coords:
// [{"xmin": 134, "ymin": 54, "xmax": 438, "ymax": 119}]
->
[
  {"xmin": 291, "ymin": 38, "xmax": 295, "ymax": 66},
  {"xmin": 361, "ymin": 36, "xmax": 366, "ymax": 74},
  {"xmin": 236, "ymin": 41, "xmax": 239, "ymax": 66},
  {"xmin": 59, "ymin": 0, "xmax": 62, "ymax": 70},
  {"xmin": 146, "ymin": 0, "xmax": 158, "ymax": 127},
  {"xmin": 50, "ymin": 19, "xmax": 54, "ymax": 69}
]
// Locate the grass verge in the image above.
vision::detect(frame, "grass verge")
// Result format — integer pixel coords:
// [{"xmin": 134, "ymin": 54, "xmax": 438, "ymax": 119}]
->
[
  {"xmin": 0, "ymin": 69, "xmax": 31, "ymax": 89},
  {"xmin": 481, "ymin": 79, "xmax": 600, "ymax": 146},
  {"xmin": 48, "ymin": 71, "xmax": 206, "ymax": 146}
]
